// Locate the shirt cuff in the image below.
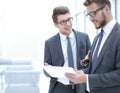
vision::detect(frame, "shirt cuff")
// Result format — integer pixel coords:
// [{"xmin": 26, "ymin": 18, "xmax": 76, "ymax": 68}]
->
[{"xmin": 86, "ymin": 74, "xmax": 90, "ymax": 92}]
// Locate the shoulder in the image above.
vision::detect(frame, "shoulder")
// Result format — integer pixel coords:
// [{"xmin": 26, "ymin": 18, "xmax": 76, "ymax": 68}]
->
[
  {"xmin": 73, "ymin": 29, "xmax": 88, "ymax": 35},
  {"xmin": 45, "ymin": 33, "xmax": 59, "ymax": 43},
  {"xmin": 73, "ymin": 29, "xmax": 89, "ymax": 38}
]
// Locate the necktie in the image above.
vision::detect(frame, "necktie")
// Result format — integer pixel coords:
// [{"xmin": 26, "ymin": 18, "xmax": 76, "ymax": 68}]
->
[
  {"xmin": 67, "ymin": 36, "xmax": 74, "ymax": 87},
  {"xmin": 92, "ymin": 29, "xmax": 104, "ymax": 69},
  {"xmin": 67, "ymin": 36, "xmax": 74, "ymax": 68}
]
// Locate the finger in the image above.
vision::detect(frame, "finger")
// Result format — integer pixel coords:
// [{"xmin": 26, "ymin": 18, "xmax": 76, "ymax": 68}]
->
[
  {"xmin": 74, "ymin": 69, "xmax": 80, "ymax": 74},
  {"xmin": 80, "ymin": 59, "xmax": 88, "ymax": 66},
  {"xmin": 65, "ymin": 73, "xmax": 74, "ymax": 81},
  {"xmin": 80, "ymin": 60, "xmax": 85, "ymax": 66},
  {"xmin": 44, "ymin": 63, "xmax": 49, "ymax": 66},
  {"xmin": 77, "ymin": 70, "xmax": 83, "ymax": 74},
  {"xmin": 87, "ymin": 50, "xmax": 91, "ymax": 57}
]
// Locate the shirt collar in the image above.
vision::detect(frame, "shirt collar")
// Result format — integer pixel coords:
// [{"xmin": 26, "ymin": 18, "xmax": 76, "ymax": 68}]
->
[
  {"xmin": 98, "ymin": 19, "xmax": 116, "ymax": 35},
  {"xmin": 59, "ymin": 31, "xmax": 74, "ymax": 40},
  {"xmin": 68, "ymin": 31, "xmax": 74, "ymax": 39}
]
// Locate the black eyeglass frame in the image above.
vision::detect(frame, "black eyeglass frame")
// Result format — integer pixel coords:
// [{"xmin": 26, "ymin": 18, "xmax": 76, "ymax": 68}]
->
[
  {"xmin": 86, "ymin": 5, "xmax": 105, "ymax": 18},
  {"xmin": 57, "ymin": 17, "xmax": 73, "ymax": 26}
]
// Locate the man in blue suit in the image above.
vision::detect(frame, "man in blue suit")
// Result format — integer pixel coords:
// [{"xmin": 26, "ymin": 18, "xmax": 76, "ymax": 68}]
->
[
  {"xmin": 44, "ymin": 6, "xmax": 91, "ymax": 93},
  {"xmin": 65, "ymin": 0, "xmax": 120, "ymax": 93}
]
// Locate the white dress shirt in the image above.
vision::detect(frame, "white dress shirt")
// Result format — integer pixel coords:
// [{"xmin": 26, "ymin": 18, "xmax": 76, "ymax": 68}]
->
[{"xmin": 57, "ymin": 31, "xmax": 77, "ymax": 85}]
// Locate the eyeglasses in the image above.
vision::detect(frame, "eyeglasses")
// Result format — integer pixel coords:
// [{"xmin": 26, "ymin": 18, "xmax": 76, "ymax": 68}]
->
[
  {"xmin": 86, "ymin": 5, "xmax": 105, "ymax": 18},
  {"xmin": 57, "ymin": 17, "xmax": 73, "ymax": 26}
]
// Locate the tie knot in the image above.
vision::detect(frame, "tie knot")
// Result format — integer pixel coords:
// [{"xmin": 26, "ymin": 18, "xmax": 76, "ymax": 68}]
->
[
  {"xmin": 99, "ymin": 29, "xmax": 104, "ymax": 37},
  {"xmin": 101, "ymin": 29, "xmax": 104, "ymax": 34},
  {"xmin": 101, "ymin": 29, "xmax": 104, "ymax": 31},
  {"xmin": 67, "ymin": 36, "xmax": 69, "ymax": 39},
  {"xmin": 67, "ymin": 36, "xmax": 70, "ymax": 41}
]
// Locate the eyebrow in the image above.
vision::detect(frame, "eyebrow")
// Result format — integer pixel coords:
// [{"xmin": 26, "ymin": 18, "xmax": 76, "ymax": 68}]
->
[{"xmin": 86, "ymin": 5, "xmax": 105, "ymax": 16}]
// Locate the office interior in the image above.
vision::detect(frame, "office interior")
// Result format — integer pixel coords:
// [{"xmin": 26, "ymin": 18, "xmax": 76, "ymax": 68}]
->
[{"xmin": 0, "ymin": 0, "xmax": 120, "ymax": 93}]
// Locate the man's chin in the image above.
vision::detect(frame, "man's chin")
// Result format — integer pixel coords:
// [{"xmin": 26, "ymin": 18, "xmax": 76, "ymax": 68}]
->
[{"xmin": 95, "ymin": 25, "xmax": 101, "ymax": 29}]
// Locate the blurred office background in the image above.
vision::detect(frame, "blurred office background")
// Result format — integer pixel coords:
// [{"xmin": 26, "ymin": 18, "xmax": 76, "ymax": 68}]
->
[{"xmin": 0, "ymin": 0, "xmax": 120, "ymax": 93}]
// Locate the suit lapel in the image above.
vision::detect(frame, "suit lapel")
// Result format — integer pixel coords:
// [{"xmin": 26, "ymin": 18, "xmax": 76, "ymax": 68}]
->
[
  {"xmin": 89, "ymin": 34, "xmax": 99, "ymax": 72},
  {"xmin": 92, "ymin": 23, "xmax": 119, "ymax": 73},
  {"xmin": 72, "ymin": 30, "xmax": 79, "ymax": 68},
  {"xmin": 73, "ymin": 30, "xmax": 84, "ymax": 68},
  {"xmin": 91, "ymin": 35, "xmax": 99, "ymax": 58},
  {"xmin": 55, "ymin": 34, "xmax": 64, "ymax": 66}
]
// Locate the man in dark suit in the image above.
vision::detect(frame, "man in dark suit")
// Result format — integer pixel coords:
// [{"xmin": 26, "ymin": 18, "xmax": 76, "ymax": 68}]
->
[
  {"xmin": 44, "ymin": 6, "xmax": 91, "ymax": 93},
  {"xmin": 65, "ymin": 0, "xmax": 120, "ymax": 93}
]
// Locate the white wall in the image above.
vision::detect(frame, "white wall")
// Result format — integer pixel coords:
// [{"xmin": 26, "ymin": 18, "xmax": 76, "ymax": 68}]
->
[
  {"xmin": 0, "ymin": 1, "xmax": 76, "ymax": 93},
  {"xmin": 1, "ymin": 0, "xmax": 52, "ymax": 61},
  {"xmin": 0, "ymin": 0, "xmax": 4, "ymax": 55},
  {"xmin": 0, "ymin": 0, "xmax": 75, "ymax": 65}
]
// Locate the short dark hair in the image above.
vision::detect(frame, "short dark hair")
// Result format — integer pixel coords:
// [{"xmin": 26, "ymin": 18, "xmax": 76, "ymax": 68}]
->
[
  {"xmin": 83, "ymin": 0, "xmax": 111, "ymax": 9},
  {"xmin": 52, "ymin": 6, "xmax": 70, "ymax": 23}
]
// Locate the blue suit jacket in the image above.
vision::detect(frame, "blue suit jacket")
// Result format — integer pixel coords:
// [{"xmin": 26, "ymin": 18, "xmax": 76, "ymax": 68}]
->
[{"xmin": 44, "ymin": 29, "xmax": 91, "ymax": 93}]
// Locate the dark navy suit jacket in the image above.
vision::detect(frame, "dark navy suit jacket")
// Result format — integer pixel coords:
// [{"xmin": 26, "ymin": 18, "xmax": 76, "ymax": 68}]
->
[
  {"xmin": 80, "ymin": 23, "xmax": 120, "ymax": 93},
  {"xmin": 44, "ymin": 29, "xmax": 91, "ymax": 93}
]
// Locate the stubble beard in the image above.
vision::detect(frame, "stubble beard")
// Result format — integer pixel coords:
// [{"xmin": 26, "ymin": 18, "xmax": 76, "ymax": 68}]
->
[{"xmin": 96, "ymin": 12, "xmax": 107, "ymax": 29}]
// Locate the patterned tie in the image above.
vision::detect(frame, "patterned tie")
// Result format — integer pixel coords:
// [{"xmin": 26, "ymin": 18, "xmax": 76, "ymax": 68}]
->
[
  {"xmin": 67, "ymin": 36, "xmax": 74, "ymax": 87},
  {"xmin": 92, "ymin": 29, "xmax": 104, "ymax": 69}
]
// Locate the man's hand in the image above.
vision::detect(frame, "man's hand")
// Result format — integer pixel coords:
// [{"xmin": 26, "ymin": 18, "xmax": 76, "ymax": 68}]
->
[
  {"xmin": 44, "ymin": 63, "xmax": 51, "ymax": 66},
  {"xmin": 80, "ymin": 50, "xmax": 91, "ymax": 67},
  {"xmin": 65, "ymin": 69, "xmax": 87, "ymax": 84},
  {"xmin": 44, "ymin": 63, "xmax": 49, "ymax": 66}
]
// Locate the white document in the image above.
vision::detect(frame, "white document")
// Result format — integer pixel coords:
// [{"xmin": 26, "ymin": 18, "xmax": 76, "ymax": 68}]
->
[{"xmin": 43, "ymin": 66, "xmax": 76, "ymax": 78}]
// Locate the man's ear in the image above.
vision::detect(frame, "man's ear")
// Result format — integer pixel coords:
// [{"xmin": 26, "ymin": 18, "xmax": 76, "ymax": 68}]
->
[
  {"xmin": 54, "ymin": 23, "xmax": 58, "ymax": 27},
  {"xmin": 104, "ymin": 5, "xmax": 110, "ymax": 12}
]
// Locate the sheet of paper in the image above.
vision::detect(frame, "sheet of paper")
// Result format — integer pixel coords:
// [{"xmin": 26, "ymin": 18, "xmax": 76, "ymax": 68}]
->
[{"xmin": 43, "ymin": 66, "xmax": 76, "ymax": 78}]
